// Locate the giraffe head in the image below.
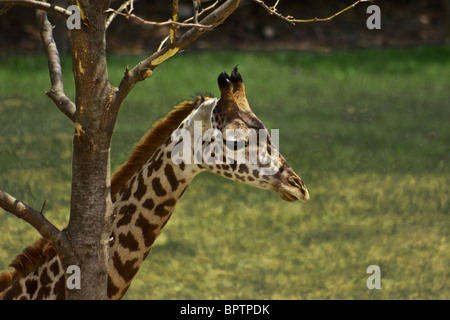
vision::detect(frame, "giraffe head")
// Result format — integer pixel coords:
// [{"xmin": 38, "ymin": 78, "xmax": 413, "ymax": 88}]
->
[{"xmin": 173, "ymin": 67, "xmax": 309, "ymax": 202}]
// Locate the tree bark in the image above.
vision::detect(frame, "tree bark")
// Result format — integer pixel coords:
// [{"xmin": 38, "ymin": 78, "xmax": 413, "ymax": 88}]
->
[{"xmin": 65, "ymin": 0, "xmax": 115, "ymax": 300}]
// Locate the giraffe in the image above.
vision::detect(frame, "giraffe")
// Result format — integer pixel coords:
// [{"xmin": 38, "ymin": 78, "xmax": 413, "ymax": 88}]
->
[{"xmin": 0, "ymin": 67, "xmax": 309, "ymax": 299}]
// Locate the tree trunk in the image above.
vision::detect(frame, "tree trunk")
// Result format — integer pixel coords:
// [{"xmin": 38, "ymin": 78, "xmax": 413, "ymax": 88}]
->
[{"xmin": 65, "ymin": 0, "xmax": 114, "ymax": 300}]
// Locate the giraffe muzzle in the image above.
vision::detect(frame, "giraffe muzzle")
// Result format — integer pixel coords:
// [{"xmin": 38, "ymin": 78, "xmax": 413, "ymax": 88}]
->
[{"xmin": 278, "ymin": 175, "xmax": 310, "ymax": 202}]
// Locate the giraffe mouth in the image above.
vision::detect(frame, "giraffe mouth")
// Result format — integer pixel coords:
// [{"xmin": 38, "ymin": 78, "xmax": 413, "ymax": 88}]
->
[
  {"xmin": 278, "ymin": 176, "xmax": 310, "ymax": 202},
  {"xmin": 279, "ymin": 189, "xmax": 310, "ymax": 202}
]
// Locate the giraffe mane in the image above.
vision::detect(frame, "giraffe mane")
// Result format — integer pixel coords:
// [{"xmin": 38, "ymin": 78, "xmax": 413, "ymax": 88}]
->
[
  {"xmin": 111, "ymin": 95, "xmax": 207, "ymax": 196},
  {"xmin": 0, "ymin": 238, "xmax": 55, "ymax": 293}
]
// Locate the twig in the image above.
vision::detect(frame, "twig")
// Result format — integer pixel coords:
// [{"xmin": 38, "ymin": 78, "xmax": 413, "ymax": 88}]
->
[
  {"xmin": 106, "ymin": 0, "xmax": 135, "ymax": 30},
  {"xmin": 157, "ymin": 35, "xmax": 170, "ymax": 52},
  {"xmin": 185, "ymin": 0, "xmax": 220, "ymax": 23},
  {"xmin": 0, "ymin": 0, "xmax": 72, "ymax": 18},
  {"xmin": 170, "ymin": 0, "xmax": 179, "ymax": 44},
  {"xmin": 111, "ymin": 0, "xmax": 243, "ymax": 114},
  {"xmin": 37, "ymin": 9, "xmax": 76, "ymax": 123},
  {"xmin": 0, "ymin": 189, "xmax": 63, "ymax": 244},
  {"xmin": 40, "ymin": 200, "xmax": 47, "ymax": 214},
  {"xmin": 193, "ymin": 0, "xmax": 199, "ymax": 24},
  {"xmin": 0, "ymin": 3, "xmax": 12, "ymax": 16},
  {"xmin": 105, "ymin": 7, "xmax": 214, "ymax": 30},
  {"xmin": 158, "ymin": 0, "xmax": 219, "ymax": 51},
  {"xmin": 253, "ymin": 0, "xmax": 373, "ymax": 25},
  {"xmin": 128, "ymin": 0, "xmax": 134, "ymax": 14}
]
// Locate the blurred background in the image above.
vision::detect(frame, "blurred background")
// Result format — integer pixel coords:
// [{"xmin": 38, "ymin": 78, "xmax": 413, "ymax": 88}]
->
[
  {"xmin": 1, "ymin": 0, "xmax": 449, "ymax": 54},
  {"xmin": 0, "ymin": 0, "xmax": 449, "ymax": 300}
]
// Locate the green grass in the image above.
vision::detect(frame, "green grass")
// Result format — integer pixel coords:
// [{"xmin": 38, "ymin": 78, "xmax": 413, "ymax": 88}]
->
[{"xmin": 0, "ymin": 46, "xmax": 449, "ymax": 299}]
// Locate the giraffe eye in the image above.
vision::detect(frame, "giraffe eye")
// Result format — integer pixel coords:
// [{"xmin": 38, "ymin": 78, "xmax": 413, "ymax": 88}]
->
[
  {"xmin": 225, "ymin": 138, "xmax": 246, "ymax": 151},
  {"xmin": 232, "ymin": 140, "xmax": 245, "ymax": 151}
]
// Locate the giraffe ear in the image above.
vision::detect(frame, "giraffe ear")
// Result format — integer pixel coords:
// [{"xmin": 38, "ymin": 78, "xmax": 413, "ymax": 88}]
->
[
  {"xmin": 188, "ymin": 97, "xmax": 218, "ymax": 128},
  {"xmin": 230, "ymin": 66, "xmax": 251, "ymax": 112}
]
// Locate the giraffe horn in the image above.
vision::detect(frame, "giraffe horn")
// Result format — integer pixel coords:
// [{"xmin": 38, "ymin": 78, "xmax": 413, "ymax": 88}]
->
[
  {"xmin": 230, "ymin": 66, "xmax": 251, "ymax": 112},
  {"xmin": 217, "ymin": 71, "xmax": 235, "ymax": 103}
]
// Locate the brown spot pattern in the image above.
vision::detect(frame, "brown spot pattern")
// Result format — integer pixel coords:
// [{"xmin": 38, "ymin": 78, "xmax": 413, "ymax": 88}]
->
[
  {"xmin": 107, "ymin": 275, "xmax": 120, "ymax": 298},
  {"xmin": 40, "ymin": 268, "xmax": 51, "ymax": 287},
  {"xmin": 147, "ymin": 152, "xmax": 164, "ymax": 178},
  {"xmin": 238, "ymin": 164, "xmax": 249, "ymax": 174},
  {"xmin": 119, "ymin": 232, "xmax": 140, "ymax": 252},
  {"xmin": 154, "ymin": 198, "xmax": 176, "ymax": 217},
  {"xmin": 25, "ymin": 279, "xmax": 38, "ymax": 297},
  {"xmin": 119, "ymin": 176, "xmax": 135, "ymax": 202},
  {"xmin": 36, "ymin": 285, "xmax": 51, "ymax": 299},
  {"xmin": 164, "ymin": 164, "xmax": 179, "ymax": 192},
  {"xmin": 49, "ymin": 259, "xmax": 60, "ymax": 278},
  {"xmin": 112, "ymin": 252, "xmax": 139, "ymax": 283},
  {"xmin": 142, "ymin": 198, "xmax": 155, "ymax": 211},
  {"xmin": 135, "ymin": 214, "xmax": 159, "ymax": 247},
  {"xmin": 116, "ymin": 204, "xmax": 137, "ymax": 228},
  {"xmin": 152, "ymin": 177, "xmax": 167, "ymax": 197},
  {"xmin": 133, "ymin": 172, "xmax": 147, "ymax": 201}
]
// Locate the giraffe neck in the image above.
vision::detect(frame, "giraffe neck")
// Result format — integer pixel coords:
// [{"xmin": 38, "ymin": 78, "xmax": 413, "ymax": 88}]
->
[
  {"xmin": 107, "ymin": 136, "xmax": 199, "ymax": 299},
  {"xmin": 0, "ymin": 98, "xmax": 210, "ymax": 300}
]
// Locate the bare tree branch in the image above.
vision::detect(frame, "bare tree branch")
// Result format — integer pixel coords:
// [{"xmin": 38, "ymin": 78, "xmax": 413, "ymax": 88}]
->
[
  {"xmin": 0, "ymin": 189, "xmax": 64, "ymax": 244},
  {"xmin": 105, "ymin": 8, "xmax": 214, "ymax": 31},
  {"xmin": 176, "ymin": 0, "xmax": 241, "ymax": 43},
  {"xmin": 170, "ymin": 0, "xmax": 179, "ymax": 44},
  {"xmin": 0, "ymin": 3, "xmax": 12, "ymax": 16},
  {"xmin": 253, "ymin": 0, "xmax": 374, "ymax": 25},
  {"xmin": 0, "ymin": 0, "xmax": 72, "ymax": 18},
  {"xmin": 157, "ymin": 0, "xmax": 220, "ymax": 51},
  {"xmin": 105, "ymin": 0, "xmax": 135, "ymax": 30},
  {"xmin": 37, "ymin": 9, "xmax": 76, "ymax": 122},
  {"xmin": 184, "ymin": 0, "xmax": 220, "ymax": 24},
  {"xmin": 109, "ymin": 0, "xmax": 243, "ymax": 115}
]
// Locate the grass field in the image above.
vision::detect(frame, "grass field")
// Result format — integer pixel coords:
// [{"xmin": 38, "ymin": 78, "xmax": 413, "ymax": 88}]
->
[{"xmin": 0, "ymin": 46, "xmax": 449, "ymax": 299}]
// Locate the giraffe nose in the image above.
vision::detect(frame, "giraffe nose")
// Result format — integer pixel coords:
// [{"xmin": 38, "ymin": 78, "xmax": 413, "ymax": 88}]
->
[
  {"xmin": 301, "ymin": 185, "xmax": 310, "ymax": 201},
  {"xmin": 288, "ymin": 176, "xmax": 309, "ymax": 201},
  {"xmin": 278, "ymin": 175, "xmax": 310, "ymax": 202}
]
